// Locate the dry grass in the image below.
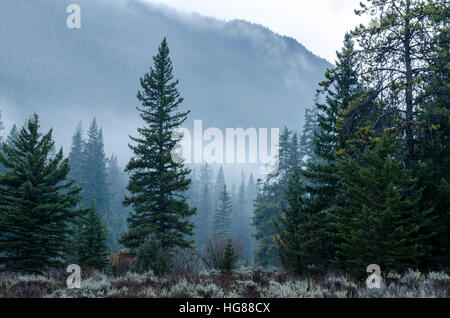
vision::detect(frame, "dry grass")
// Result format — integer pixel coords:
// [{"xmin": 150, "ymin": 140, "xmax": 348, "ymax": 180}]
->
[{"xmin": 0, "ymin": 268, "xmax": 448, "ymax": 298}]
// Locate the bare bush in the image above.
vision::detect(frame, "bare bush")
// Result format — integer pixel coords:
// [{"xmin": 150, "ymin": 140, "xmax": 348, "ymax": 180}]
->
[
  {"xmin": 171, "ymin": 247, "xmax": 203, "ymax": 278},
  {"xmin": 200, "ymin": 233, "xmax": 244, "ymax": 271}
]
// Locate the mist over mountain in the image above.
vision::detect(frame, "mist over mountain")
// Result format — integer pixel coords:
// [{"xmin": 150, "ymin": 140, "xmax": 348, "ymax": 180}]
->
[{"xmin": 0, "ymin": 0, "xmax": 331, "ymax": 168}]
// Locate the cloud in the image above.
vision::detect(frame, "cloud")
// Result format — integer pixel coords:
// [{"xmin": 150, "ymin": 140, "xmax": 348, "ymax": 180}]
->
[{"xmin": 142, "ymin": 0, "xmax": 369, "ymax": 63}]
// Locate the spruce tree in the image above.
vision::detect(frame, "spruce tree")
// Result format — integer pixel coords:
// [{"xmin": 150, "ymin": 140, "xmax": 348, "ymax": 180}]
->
[
  {"xmin": 275, "ymin": 166, "xmax": 310, "ymax": 274},
  {"xmin": 82, "ymin": 118, "xmax": 108, "ymax": 214},
  {"xmin": 194, "ymin": 163, "xmax": 214, "ymax": 247},
  {"xmin": 68, "ymin": 122, "xmax": 85, "ymax": 189},
  {"xmin": 213, "ymin": 185, "xmax": 233, "ymax": 237},
  {"xmin": 0, "ymin": 110, "xmax": 4, "ymax": 174},
  {"xmin": 121, "ymin": 38, "xmax": 195, "ymax": 250},
  {"xmin": 0, "ymin": 114, "xmax": 83, "ymax": 273},
  {"xmin": 299, "ymin": 107, "xmax": 319, "ymax": 166},
  {"xmin": 221, "ymin": 239, "xmax": 237, "ymax": 275},
  {"xmin": 300, "ymin": 34, "xmax": 368, "ymax": 268},
  {"xmin": 106, "ymin": 154, "xmax": 128, "ymax": 252},
  {"xmin": 352, "ymin": 0, "xmax": 444, "ymax": 165},
  {"xmin": 77, "ymin": 203, "xmax": 109, "ymax": 270},
  {"xmin": 415, "ymin": 2, "xmax": 450, "ymax": 268},
  {"xmin": 214, "ymin": 166, "xmax": 226, "ymax": 209},
  {"xmin": 6, "ymin": 125, "xmax": 18, "ymax": 148},
  {"xmin": 333, "ymin": 135, "xmax": 436, "ymax": 273}
]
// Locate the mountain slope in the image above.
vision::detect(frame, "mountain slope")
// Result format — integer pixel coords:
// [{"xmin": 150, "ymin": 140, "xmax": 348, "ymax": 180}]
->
[{"xmin": 0, "ymin": 0, "xmax": 331, "ymax": 163}]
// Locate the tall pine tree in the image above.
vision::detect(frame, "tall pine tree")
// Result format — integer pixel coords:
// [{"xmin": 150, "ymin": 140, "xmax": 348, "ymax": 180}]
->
[{"xmin": 121, "ymin": 38, "xmax": 196, "ymax": 250}]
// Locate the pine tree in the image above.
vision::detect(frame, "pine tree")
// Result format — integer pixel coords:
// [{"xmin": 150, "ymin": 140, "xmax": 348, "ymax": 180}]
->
[
  {"xmin": 77, "ymin": 203, "xmax": 108, "ymax": 270},
  {"xmin": 246, "ymin": 173, "xmax": 258, "ymax": 263},
  {"xmin": 300, "ymin": 34, "xmax": 368, "ymax": 268},
  {"xmin": 121, "ymin": 38, "xmax": 196, "ymax": 250},
  {"xmin": 253, "ymin": 179, "xmax": 281, "ymax": 267},
  {"xmin": 333, "ymin": 135, "xmax": 436, "ymax": 273},
  {"xmin": 213, "ymin": 185, "xmax": 233, "ymax": 237},
  {"xmin": 0, "ymin": 110, "xmax": 4, "ymax": 174},
  {"xmin": 214, "ymin": 166, "xmax": 226, "ymax": 209},
  {"xmin": 299, "ymin": 106, "xmax": 319, "ymax": 166},
  {"xmin": 82, "ymin": 118, "xmax": 109, "ymax": 214},
  {"xmin": 352, "ymin": 0, "xmax": 444, "ymax": 165},
  {"xmin": 0, "ymin": 114, "xmax": 83, "ymax": 273},
  {"xmin": 106, "ymin": 154, "xmax": 128, "ymax": 252},
  {"xmin": 275, "ymin": 166, "xmax": 311, "ymax": 274},
  {"xmin": 6, "ymin": 125, "xmax": 18, "ymax": 148},
  {"xmin": 194, "ymin": 163, "xmax": 214, "ymax": 248},
  {"xmin": 221, "ymin": 239, "xmax": 237, "ymax": 275},
  {"xmin": 68, "ymin": 122, "xmax": 85, "ymax": 188},
  {"xmin": 415, "ymin": 2, "xmax": 450, "ymax": 268}
]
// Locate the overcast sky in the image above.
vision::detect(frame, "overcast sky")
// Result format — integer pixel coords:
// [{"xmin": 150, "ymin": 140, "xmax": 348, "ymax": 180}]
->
[{"xmin": 143, "ymin": 0, "xmax": 369, "ymax": 63}]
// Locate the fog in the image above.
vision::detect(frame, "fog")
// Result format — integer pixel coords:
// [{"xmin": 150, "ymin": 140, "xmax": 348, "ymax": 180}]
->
[{"xmin": 0, "ymin": 0, "xmax": 330, "ymax": 184}]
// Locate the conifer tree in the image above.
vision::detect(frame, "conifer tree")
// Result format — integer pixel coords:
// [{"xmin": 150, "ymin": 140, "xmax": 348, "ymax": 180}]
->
[
  {"xmin": 77, "ymin": 203, "xmax": 109, "ymax": 270},
  {"xmin": 275, "ymin": 166, "xmax": 311, "ymax": 274},
  {"xmin": 214, "ymin": 166, "xmax": 226, "ymax": 209},
  {"xmin": 213, "ymin": 185, "xmax": 233, "ymax": 237},
  {"xmin": 194, "ymin": 163, "xmax": 214, "ymax": 247},
  {"xmin": 352, "ymin": 0, "xmax": 443, "ymax": 165},
  {"xmin": 0, "ymin": 110, "xmax": 4, "ymax": 174},
  {"xmin": 221, "ymin": 239, "xmax": 237, "ymax": 275},
  {"xmin": 299, "ymin": 107, "xmax": 319, "ymax": 166},
  {"xmin": 6, "ymin": 125, "xmax": 18, "ymax": 148},
  {"xmin": 106, "ymin": 154, "xmax": 128, "ymax": 252},
  {"xmin": 415, "ymin": 3, "xmax": 450, "ymax": 268},
  {"xmin": 68, "ymin": 122, "xmax": 85, "ymax": 188},
  {"xmin": 0, "ymin": 114, "xmax": 83, "ymax": 273},
  {"xmin": 300, "ymin": 34, "xmax": 368, "ymax": 268},
  {"xmin": 333, "ymin": 135, "xmax": 436, "ymax": 273},
  {"xmin": 82, "ymin": 118, "xmax": 109, "ymax": 213},
  {"xmin": 121, "ymin": 38, "xmax": 196, "ymax": 250}
]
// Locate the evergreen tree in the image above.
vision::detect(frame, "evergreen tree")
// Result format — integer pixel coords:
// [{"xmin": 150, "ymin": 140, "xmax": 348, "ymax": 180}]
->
[
  {"xmin": 415, "ymin": 2, "xmax": 450, "ymax": 268},
  {"xmin": 106, "ymin": 154, "xmax": 129, "ymax": 252},
  {"xmin": 82, "ymin": 118, "xmax": 109, "ymax": 214},
  {"xmin": 6, "ymin": 125, "xmax": 18, "ymax": 148},
  {"xmin": 68, "ymin": 122, "xmax": 85, "ymax": 188},
  {"xmin": 232, "ymin": 176, "xmax": 254, "ymax": 263},
  {"xmin": 214, "ymin": 166, "xmax": 226, "ymax": 209},
  {"xmin": 0, "ymin": 110, "xmax": 4, "ymax": 174},
  {"xmin": 221, "ymin": 239, "xmax": 237, "ymax": 275},
  {"xmin": 333, "ymin": 135, "xmax": 436, "ymax": 273},
  {"xmin": 246, "ymin": 173, "xmax": 258, "ymax": 263},
  {"xmin": 253, "ymin": 179, "xmax": 281, "ymax": 267},
  {"xmin": 300, "ymin": 34, "xmax": 368, "ymax": 268},
  {"xmin": 275, "ymin": 166, "xmax": 313, "ymax": 274},
  {"xmin": 121, "ymin": 38, "xmax": 196, "ymax": 250},
  {"xmin": 0, "ymin": 114, "xmax": 83, "ymax": 273},
  {"xmin": 213, "ymin": 185, "xmax": 233, "ymax": 237},
  {"xmin": 194, "ymin": 163, "xmax": 214, "ymax": 248},
  {"xmin": 299, "ymin": 106, "xmax": 319, "ymax": 166},
  {"xmin": 352, "ymin": 0, "xmax": 443, "ymax": 165},
  {"xmin": 77, "ymin": 203, "xmax": 108, "ymax": 270}
]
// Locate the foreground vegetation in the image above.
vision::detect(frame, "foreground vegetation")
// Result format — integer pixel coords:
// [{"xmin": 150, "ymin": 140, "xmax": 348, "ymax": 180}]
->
[{"xmin": 0, "ymin": 268, "xmax": 449, "ymax": 298}]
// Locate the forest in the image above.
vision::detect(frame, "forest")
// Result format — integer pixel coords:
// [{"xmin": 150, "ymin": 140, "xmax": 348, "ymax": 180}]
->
[{"xmin": 0, "ymin": 0, "xmax": 449, "ymax": 298}]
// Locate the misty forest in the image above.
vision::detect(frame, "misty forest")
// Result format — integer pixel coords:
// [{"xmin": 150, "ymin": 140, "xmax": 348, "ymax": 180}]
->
[{"xmin": 0, "ymin": 0, "xmax": 449, "ymax": 298}]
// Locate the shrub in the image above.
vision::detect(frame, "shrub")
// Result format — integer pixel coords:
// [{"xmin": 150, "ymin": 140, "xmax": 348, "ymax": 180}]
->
[
  {"xmin": 201, "ymin": 233, "xmax": 243, "ymax": 271},
  {"xmin": 172, "ymin": 247, "xmax": 202, "ymax": 278},
  {"xmin": 133, "ymin": 238, "xmax": 173, "ymax": 276}
]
